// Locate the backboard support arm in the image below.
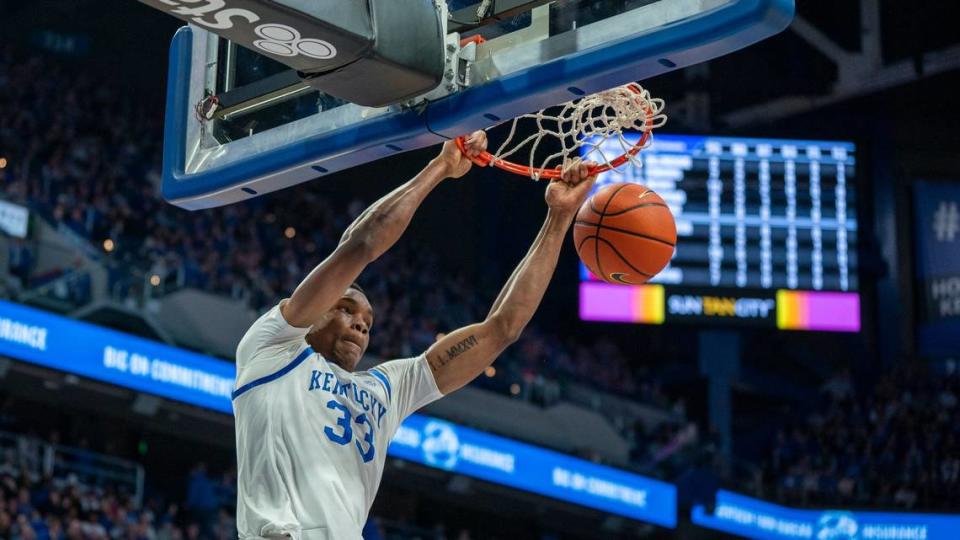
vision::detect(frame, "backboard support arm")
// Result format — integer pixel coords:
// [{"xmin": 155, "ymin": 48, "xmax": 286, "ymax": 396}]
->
[{"xmin": 447, "ymin": 0, "xmax": 553, "ymax": 33}]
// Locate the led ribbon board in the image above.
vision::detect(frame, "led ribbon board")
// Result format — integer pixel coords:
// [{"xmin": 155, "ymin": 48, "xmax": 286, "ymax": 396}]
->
[
  {"xmin": 692, "ymin": 490, "xmax": 960, "ymax": 540},
  {"xmin": 0, "ymin": 299, "xmax": 236, "ymax": 412},
  {"xmin": 580, "ymin": 283, "xmax": 860, "ymax": 331},
  {"xmin": 0, "ymin": 300, "xmax": 675, "ymax": 527},
  {"xmin": 391, "ymin": 415, "xmax": 676, "ymax": 527}
]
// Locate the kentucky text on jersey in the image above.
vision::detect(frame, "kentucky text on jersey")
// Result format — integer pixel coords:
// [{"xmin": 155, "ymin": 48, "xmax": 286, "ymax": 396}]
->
[{"xmin": 308, "ymin": 370, "xmax": 388, "ymax": 427}]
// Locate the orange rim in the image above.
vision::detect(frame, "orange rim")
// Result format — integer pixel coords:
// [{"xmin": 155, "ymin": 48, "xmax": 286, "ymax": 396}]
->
[
  {"xmin": 455, "ymin": 83, "xmax": 656, "ymax": 179},
  {"xmin": 459, "ymin": 35, "xmax": 486, "ymax": 47}
]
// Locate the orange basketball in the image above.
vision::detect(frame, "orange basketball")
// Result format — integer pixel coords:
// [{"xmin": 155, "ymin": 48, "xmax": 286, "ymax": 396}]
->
[{"xmin": 573, "ymin": 183, "xmax": 676, "ymax": 285}]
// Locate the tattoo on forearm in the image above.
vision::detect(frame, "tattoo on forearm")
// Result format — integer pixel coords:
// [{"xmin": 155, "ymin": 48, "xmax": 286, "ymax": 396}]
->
[
  {"xmin": 446, "ymin": 335, "xmax": 478, "ymax": 360},
  {"xmin": 428, "ymin": 335, "xmax": 479, "ymax": 372}
]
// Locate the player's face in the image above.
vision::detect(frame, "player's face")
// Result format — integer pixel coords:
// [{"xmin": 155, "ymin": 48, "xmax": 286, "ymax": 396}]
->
[{"xmin": 310, "ymin": 288, "xmax": 373, "ymax": 371}]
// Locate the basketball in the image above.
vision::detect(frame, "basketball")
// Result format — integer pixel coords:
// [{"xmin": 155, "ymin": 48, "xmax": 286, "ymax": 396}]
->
[{"xmin": 573, "ymin": 183, "xmax": 676, "ymax": 285}]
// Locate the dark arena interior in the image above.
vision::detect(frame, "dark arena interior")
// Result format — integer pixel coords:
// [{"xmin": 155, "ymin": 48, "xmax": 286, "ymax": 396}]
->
[{"xmin": 0, "ymin": 1, "xmax": 958, "ymax": 539}]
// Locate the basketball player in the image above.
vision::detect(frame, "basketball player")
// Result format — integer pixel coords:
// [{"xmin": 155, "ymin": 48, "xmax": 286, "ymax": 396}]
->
[{"xmin": 232, "ymin": 130, "xmax": 598, "ymax": 540}]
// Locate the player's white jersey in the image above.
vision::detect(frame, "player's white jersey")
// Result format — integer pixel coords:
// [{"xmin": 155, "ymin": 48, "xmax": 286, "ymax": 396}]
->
[{"xmin": 233, "ymin": 304, "xmax": 442, "ymax": 540}]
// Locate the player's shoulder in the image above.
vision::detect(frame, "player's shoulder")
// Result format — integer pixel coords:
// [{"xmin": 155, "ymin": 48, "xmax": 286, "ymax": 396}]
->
[
  {"xmin": 234, "ymin": 341, "xmax": 314, "ymax": 394},
  {"xmin": 236, "ymin": 300, "xmax": 309, "ymax": 366},
  {"xmin": 363, "ymin": 354, "xmax": 442, "ymax": 418},
  {"xmin": 365, "ymin": 355, "xmax": 424, "ymax": 378},
  {"xmin": 346, "ymin": 363, "xmax": 393, "ymax": 404},
  {"xmin": 366, "ymin": 354, "xmax": 432, "ymax": 391}
]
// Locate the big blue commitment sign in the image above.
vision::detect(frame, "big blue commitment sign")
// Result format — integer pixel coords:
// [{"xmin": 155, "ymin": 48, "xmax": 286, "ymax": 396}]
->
[
  {"xmin": 693, "ymin": 490, "xmax": 960, "ymax": 540},
  {"xmin": 0, "ymin": 299, "xmax": 236, "ymax": 413},
  {"xmin": 0, "ymin": 300, "xmax": 676, "ymax": 527},
  {"xmin": 390, "ymin": 415, "xmax": 676, "ymax": 527}
]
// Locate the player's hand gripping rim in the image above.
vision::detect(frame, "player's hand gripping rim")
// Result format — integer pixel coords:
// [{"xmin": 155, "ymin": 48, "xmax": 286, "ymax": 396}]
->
[
  {"xmin": 438, "ymin": 131, "xmax": 487, "ymax": 179},
  {"xmin": 545, "ymin": 158, "xmax": 598, "ymax": 217}
]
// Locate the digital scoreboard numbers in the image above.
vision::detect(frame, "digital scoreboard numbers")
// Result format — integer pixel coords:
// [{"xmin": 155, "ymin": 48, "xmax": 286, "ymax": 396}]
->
[{"xmin": 579, "ymin": 135, "xmax": 861, "ymax": 332}]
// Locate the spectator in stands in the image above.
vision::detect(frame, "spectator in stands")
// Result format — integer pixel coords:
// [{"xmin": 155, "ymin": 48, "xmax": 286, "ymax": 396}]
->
[
  {"xmin": 6, "ymin": 239, "xmax": 32, "ymax": 289},
  {"xmin": 185, "ymin": 463, "xmax": 217, "ymax": 535},
  {"xmin": 764, "ymin": 363, "xmax": 960, "ymax": 510}
]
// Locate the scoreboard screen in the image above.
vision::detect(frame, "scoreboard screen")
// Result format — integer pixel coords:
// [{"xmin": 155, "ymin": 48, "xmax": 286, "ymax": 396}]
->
[{"xmin": 579, "ymin": 134, "xmax": 860, "ymax": 332}]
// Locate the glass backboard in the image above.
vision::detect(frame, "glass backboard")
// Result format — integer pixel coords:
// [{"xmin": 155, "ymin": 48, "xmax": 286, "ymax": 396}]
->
[{"xmin": 162, "ymin": 0, "xmax": 794, "ymax": 209}]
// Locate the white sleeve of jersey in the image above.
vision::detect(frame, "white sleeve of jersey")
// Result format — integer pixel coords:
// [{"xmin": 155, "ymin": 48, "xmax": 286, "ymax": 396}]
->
[
  {"xmin": 235, "ymin": 303, "xmax": 310, "ymax": 387},
  {"xmin": 370, "ymin": 355, "xmax": 443, "ymax": 420}
]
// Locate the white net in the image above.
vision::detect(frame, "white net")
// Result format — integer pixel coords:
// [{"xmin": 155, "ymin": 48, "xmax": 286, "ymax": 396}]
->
[{"xmin": 489, "ymin": 83, "xmax": 667, "ymax": 179}]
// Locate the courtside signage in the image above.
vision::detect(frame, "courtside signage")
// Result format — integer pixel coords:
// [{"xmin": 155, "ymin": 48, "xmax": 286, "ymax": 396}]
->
[
  {"xmin": 0, "ymin": 300, "xmax": 676, "ymax": 527},
  {"xmin": 391, "ymin": 416, "xmax": 677, "ymax": 527},
  {"xmin": 0, "ymin": 299, "xmax": 235, "ymax": 412},
  {"xmin": 692, "ymin": 490, "xmax": 960, "ymax": 540}
]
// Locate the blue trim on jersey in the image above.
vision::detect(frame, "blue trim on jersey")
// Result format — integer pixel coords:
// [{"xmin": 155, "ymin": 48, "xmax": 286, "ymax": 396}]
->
[
  {"xmin": 369, "ymin": 368, "xmax": 392, "ymax": 402},
  {"xmin": 232, "ymin": 347, "xmax": 315, "ymax": 400}
]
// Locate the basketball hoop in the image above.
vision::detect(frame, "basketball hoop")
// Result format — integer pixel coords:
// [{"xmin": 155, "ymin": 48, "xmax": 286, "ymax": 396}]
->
[{"xmin": 456, "ymin": 83, "xmax": 666, "ymax": 180}]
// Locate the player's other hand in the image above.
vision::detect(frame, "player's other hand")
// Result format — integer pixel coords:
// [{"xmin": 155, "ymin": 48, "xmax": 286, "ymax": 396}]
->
[
  {"xmin": 437, "ymin": 130, "xmax": 487, "ymax": 179},
  {"xmin": 545, "ymin": 159, "xmax": 598, "ymax": 216}
]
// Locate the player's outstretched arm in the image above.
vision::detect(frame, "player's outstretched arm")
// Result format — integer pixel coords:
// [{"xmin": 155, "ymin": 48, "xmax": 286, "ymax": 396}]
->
[
  {"xmin": 281, "ymin": 132, "xmax": 487, "ymax": 328},
  {"xmin": 426, "ymin": 161, "xmax": 598, "ymax": 394}
]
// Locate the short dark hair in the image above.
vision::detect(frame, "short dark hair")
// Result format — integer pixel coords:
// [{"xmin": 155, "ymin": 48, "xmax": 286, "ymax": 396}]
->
[{"xmin": 348, "ymin": 282, "xmax": 366, "ymax": 296}]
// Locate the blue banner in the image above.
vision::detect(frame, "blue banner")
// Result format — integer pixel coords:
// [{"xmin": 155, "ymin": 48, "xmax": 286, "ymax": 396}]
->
[
  {"xmin": 913, "ymin": 181, "xmax": 960, "ymax": 356},
  {"xmin": 389, "ymin": 415, "xmax": 677, "ymax": 527},
  {"xmin": 0, "ymin": 299, "xmax": 235, "ymax": 412},
  {"xmin": 0, "ymin": 300, "xmax": 676, "ymax": 527},
  {"xmin": 692, "ymin": 490, "xmax": 960, "ymax": 540},
  {"xmin": 914, "ymin": 181, "xmax": 960, "ymax": 280}
]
